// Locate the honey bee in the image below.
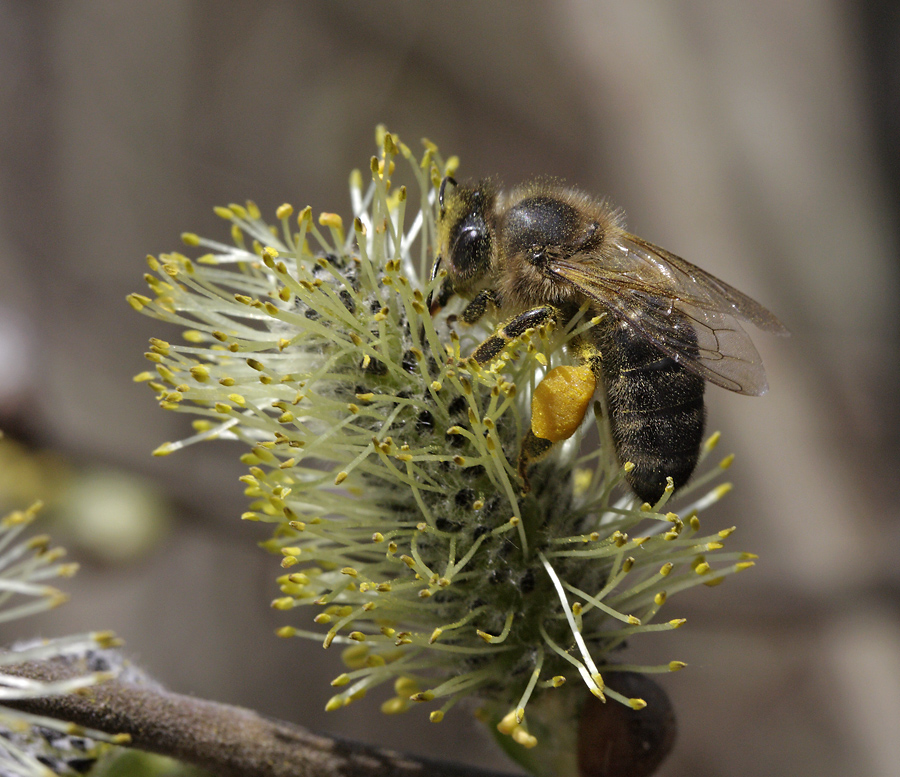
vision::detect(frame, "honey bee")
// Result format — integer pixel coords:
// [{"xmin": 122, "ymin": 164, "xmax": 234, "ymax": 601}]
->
[{"xmin": 431, "ymin": 177, "xmax": 787, "ymax": 504}]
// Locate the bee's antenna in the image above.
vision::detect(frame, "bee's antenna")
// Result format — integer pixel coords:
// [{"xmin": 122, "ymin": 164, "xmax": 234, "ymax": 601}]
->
[
  {"xmin": 427, "ymin": 256, "xmax": 443, "ymax": 314},
  {"xmin": 439, "ymin": 176, "xmax": 457, "ymax": 216}
]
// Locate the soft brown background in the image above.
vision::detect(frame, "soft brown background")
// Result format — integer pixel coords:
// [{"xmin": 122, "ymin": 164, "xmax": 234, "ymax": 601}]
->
[{"xmin": 2, "ymin": 2, "xmax": 899, "ymax": 776}]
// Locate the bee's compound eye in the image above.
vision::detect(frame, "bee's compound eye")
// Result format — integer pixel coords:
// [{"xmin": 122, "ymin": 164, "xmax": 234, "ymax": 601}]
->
[{"xmin": 448, "ymin": 213, "xmax": 491, "ymax": 281}]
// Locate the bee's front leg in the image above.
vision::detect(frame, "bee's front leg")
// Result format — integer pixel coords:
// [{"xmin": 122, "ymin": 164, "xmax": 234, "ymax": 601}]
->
[{"xmin": 459, "ymin": 288, "xmax": 501, "ymax": 326}]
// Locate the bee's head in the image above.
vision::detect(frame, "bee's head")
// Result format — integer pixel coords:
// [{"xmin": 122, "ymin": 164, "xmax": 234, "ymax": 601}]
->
[{"xmin": 432, "ymin": 178, "xmax": 496, "ymax": 301}]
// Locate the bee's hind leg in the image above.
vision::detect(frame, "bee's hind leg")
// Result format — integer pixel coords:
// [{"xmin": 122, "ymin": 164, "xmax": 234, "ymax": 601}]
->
[
  {"xmin": 516, "ymin": 354, "xmax": 598, "ymax": 493},
  {"xmin": 517, "ymin": 430, "xmax": 554, "ymax": 493}
]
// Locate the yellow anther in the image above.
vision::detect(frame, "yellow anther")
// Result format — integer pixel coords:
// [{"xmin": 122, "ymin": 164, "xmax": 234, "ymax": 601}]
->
[{"xmin": 319, "ymin": 212, "xmax": 343, "ymax": 230}]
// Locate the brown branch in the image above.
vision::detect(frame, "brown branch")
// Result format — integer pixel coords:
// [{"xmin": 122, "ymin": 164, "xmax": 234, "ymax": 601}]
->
[{"xmin": 3, "ymin": 655, "xmax": 516, "ymax": 777}]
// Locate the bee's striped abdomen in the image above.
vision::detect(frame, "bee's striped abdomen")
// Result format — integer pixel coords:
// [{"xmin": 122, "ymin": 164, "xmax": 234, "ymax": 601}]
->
[{"xmin": 593, "ymin": 316, "xmax": 706, "ymax": 505}]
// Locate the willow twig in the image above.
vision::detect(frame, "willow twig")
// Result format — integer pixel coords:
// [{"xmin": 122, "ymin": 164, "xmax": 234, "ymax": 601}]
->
[{"xmin": 3, "ymin": 655, "xmax": 515, "ymax": 777}]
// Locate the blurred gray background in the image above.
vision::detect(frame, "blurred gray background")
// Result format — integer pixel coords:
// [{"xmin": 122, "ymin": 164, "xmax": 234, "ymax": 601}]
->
[{"xmin": 1, "ymin": 2, "xmax": 899, "ymax": 776}]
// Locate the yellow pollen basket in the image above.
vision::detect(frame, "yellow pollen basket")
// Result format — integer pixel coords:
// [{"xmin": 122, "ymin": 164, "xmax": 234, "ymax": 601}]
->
[{"xmin": 530, "ymin": 365, "xmax": 596, "ymax": 442}]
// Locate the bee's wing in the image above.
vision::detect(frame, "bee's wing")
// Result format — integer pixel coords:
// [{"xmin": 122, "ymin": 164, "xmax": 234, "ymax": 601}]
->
[
  {"xmin": 551, "ymin": 234, "xmax": 787, "ymax": 396},
  {"xmin": 621, "ymin": 235, "xmax": 789, "ymax": 335}
]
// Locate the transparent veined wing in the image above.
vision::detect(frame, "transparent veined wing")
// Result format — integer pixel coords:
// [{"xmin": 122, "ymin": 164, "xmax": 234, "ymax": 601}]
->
[{"xmin": 550, "ymin": 233, "xmax": 787, "ymax": 395}]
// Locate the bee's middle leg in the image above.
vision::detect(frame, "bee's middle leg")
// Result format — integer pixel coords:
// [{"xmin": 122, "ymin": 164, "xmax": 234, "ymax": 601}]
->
[
  {"xmin": 468, "ymin": 305, "xmax": 557, "ymax": 364},
  {"xmin": 459, "ymin": 302, "xmax": 576, "ymax": 492}
]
